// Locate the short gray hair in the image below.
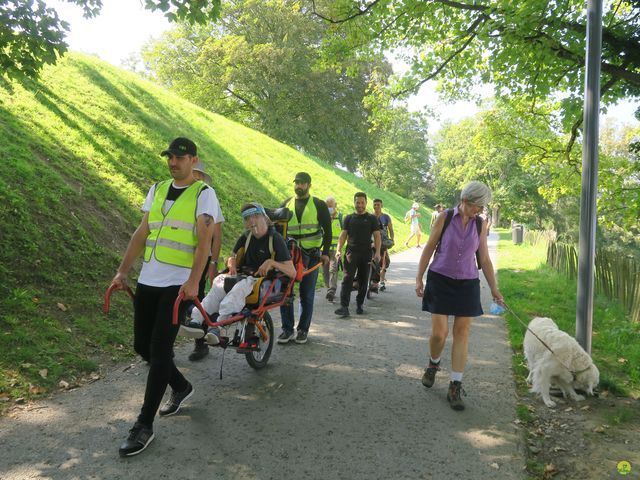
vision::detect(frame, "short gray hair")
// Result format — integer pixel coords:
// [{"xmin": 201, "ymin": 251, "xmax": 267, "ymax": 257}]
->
[
  {"xmin": 325, "ymin": 196, "xmax": 337, "ymax": 206},
  {"xmin": 460, "ymin": 181, "xmax": 491, "ymax": 206}
]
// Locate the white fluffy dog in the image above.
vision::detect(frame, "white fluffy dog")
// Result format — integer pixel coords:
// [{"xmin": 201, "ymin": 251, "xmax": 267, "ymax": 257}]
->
[{"xmin": 524, "ymin": 317, "xmax": 599, "ymax": 408}]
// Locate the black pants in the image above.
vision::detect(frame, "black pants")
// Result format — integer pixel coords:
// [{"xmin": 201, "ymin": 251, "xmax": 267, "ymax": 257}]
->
[
  {"xmin": 340, "ymin": 250, "xmax": 371, "ymax": 308},
  {"xmin": 134, "ymin": 283, "xmax": 190, "ymax": 428}
]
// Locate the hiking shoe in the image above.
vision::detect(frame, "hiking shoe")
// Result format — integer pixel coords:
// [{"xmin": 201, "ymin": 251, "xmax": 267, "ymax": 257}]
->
[
  {"xmin": 356, "ymin": 304, "xmax": 364, "ymax": 315},
  {"xmin": 294, "ymin": 331, "xmax": 308, "ymax": 344},
  {"xmin": 326, "ymin": 291, "xmax": 335, "ymax": 302},
  {"xmin": 159, "ymin": 382, "xmax": 194, "ymax": 417},
  {"xmin": 188, "ymin": 340, "xmax": 209, "ymax": 361},
  {"xmin": 447, "ymin": 381, "xmax": 466, "ymax": 411},
  {"xmin": 277, "ymin": 330, "xmax": 295, "ymax": 344},
  {"xmin": 335, "ymin": 306, "xmax": 350, "ymax": 317},
  {"xmin": 119, "ymin": 422, "xmax": 154, "ymax": 457},
  {"xmin": 179, "ymin": 320, "xmax": 205, "ymax": 339},
  {"xmin": 421, "ymin": 361, "xmax": 440, "ymax": 388},
  {"xmin": 204, "ymin": 327, "xmax": 220, "ymax": 346}
]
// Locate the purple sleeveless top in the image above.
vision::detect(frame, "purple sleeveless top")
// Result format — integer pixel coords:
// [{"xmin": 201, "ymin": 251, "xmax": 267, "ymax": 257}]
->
[{"xmin": 429, "ymin": 206, "xmax": 480, "ymax": 280}]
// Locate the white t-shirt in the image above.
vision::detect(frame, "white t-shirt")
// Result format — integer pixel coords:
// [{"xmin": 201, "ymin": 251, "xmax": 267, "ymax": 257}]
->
[{"xmin": 138, "ymin": 182, "xmax": 225, "ymax": 287}]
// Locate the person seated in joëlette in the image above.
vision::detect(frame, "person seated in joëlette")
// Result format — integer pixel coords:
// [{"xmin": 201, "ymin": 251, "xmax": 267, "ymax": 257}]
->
[{"xmin": 180, "ymin": 203, "xmax": 296, "ymax": 345}]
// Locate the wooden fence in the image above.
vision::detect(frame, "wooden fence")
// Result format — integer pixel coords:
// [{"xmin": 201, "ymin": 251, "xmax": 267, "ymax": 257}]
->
[{"xmin": 545, "ymin": 239, "xmax": 640, "ymax": 322}]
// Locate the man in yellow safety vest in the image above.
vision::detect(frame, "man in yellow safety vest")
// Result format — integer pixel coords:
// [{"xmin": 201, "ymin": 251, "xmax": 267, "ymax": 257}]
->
[
  {"xmin": 110, "ymin": 137, "xmax": 224, "ymax": 457},
  {"xmin": 278, "ymin": 172, "xmax": 332, "ymax": 344}
]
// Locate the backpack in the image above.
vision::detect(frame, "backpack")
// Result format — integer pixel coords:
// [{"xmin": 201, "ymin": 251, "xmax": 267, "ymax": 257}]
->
[
  {"xmin": 378, "ymin": 215, "xmax": 394, "ymax": 249},
  {"xmin": 438, "ymin": 209, "xmax": 484, "ymax": 270}
]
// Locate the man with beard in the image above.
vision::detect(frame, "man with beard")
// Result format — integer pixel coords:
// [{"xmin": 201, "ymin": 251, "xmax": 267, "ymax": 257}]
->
[
  {"xmin": 278, "ymin": 172, "xmax": 332, "ymax": 344},
  {"xmin": 334, "ymin": 192, "xmax": 381, "ymax": 317}
]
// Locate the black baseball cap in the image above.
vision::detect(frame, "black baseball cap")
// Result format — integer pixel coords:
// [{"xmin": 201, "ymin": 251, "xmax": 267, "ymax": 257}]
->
[
  {"xmin": 294, "ymin": 172, "xmax": 311, "ymax": 183},
  {"xmin": 161, "ymin": 137, "xmax": 197, "ymax": 157}
]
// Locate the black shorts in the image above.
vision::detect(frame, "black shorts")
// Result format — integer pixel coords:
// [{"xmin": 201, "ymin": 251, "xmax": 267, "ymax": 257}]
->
[{"xmin": 422, "ymin": 269, "xmax": 483, "ymax": 317}]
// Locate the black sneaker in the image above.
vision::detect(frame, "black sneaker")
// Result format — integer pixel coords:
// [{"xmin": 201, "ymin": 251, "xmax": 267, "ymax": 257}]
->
[
  {"xmin": 158, "ymin": 382, "xmax": 194, "ymax": 417},
  {"xmin": 447, "ymin": 381, "xmax": 466, "ymax": 411},
  {"xmin": 294, "ymin": 331, "xmax": 308, "ymax": 344},
  {"xmin": 326, "ymin": 291, "xmax": 335, "ymax": 302},
  {"xmin": 119, "ymin": 422, "xmax": 154, "ymax": 457},
  {"xmin": 334, "ymin": 306, "xmax": 350, "ymax": 317},
  {"xmin": 188, "ymin": 340, "xmax": 209, "ymax": 361},
  {"xmin": 356, "ymin": 304, "xmax": 364, "ymax": 314},
  {"xmin": 421, "ymin": 360, "xmax": 440, "ymax": 388},
  {"xmin": 277, "ymin": 330, "xmax": 295, "ymax": 344}
]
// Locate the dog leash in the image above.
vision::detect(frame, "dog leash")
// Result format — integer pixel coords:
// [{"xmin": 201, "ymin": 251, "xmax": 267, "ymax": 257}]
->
[{"xmin": 502, "ymin": 302, "xmax": 590, "ymax": 379}]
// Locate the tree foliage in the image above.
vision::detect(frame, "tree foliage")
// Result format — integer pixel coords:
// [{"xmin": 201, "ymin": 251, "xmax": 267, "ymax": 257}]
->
[
  {"xmin": 432, "ymin": 106, "xmax": 551, "ymax": 226},
  {"xmin": 433, "ymin": 100, "xmax": 640, "ymax": 242},
  {"xmin": 312, "ymin": 0, "xmax": 640, "ymax": 139},
  {"xmin": 0, "ymin": 0, "xmax": 221, "ymax": 79},
  {"xmin": 143, "ymin": 0, "xmax": 387, "ymax": 170},
  {"xmin": 360, "ymin": 103, "xmax": 431, "ymax": 199}
]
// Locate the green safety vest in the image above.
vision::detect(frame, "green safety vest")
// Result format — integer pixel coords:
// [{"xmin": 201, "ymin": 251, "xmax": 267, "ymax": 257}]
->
[
  {"xmin": 330, "ymin": 214, "xmax": 343, "ymax": 249},
  {"xmin": 286, "ymin": 197, "xmax": 323, "ymax": 250},
  {"xmin": 144, "ymin": 179, "xmax": 206, "ymax": 268}
]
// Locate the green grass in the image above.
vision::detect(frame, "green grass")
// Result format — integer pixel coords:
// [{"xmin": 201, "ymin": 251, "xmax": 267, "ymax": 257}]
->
[
  {"xmin": 495, "ymin": 228, "xmax": 640, "ymax": 397},
  {"xmin": 0, "ymin": 53, "xmax": 426, "ymax": 409}
]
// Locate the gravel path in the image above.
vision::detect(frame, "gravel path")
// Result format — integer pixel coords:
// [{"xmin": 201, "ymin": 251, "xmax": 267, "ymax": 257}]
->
[{"xmin": 0, "ymin": 233, "xmax": 524, "ymax": 479}]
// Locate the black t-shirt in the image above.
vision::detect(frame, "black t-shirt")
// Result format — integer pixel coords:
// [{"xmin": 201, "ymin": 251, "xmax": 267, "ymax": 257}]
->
[
  {"xmin": 343, "ymin": 213, "xmax": 380, "ymax": 253},
  {"xmin": 233, "ymin": 228, "xmax": 291, "ymax": 273}
]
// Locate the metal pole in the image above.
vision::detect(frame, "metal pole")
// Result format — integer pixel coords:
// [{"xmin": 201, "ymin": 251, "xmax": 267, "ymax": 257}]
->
[{"xmin": 576, "ymin": 0, "xmax": 603, "ymax": 354}]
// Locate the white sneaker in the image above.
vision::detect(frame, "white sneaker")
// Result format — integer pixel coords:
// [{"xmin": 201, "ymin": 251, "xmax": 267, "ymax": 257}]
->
[
  {"xmin": 179, "ymin": 320, "xmax": 205, "ymax": 339},
  {"xmin": 204, "ymin": 327, "xmax": 220, "ymax": 345}
]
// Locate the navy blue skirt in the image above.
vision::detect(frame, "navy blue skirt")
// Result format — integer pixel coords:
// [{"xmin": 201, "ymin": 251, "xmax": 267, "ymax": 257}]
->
[{"xmin": 422, "ymin": 269, "xmax": 483, "ymax": 317}]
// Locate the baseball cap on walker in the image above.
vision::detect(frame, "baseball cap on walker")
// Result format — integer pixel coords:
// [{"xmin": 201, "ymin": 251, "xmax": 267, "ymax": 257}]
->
[
  {"xmin": 293, "ymin": 172, "xmax": 312, "ymax": 184},
  {"xmin": 161, "ymin": 137, "xmax": 197, "ymax": 157}
]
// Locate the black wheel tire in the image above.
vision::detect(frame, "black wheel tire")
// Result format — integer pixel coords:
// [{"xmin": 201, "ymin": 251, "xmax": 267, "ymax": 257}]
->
[
  {"xmin": 367, "ymin": 288, "xmax": 372, "ymax": 299},
  {"xmin": 245, "ymin": 312, "xmax": 274, "ymax": 370}
]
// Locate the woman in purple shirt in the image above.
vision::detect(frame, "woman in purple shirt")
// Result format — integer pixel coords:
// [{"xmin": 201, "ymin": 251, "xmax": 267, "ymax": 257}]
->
[{"xmin": 415, "ymin": 181, "xmax": 504, "ymax": 411}]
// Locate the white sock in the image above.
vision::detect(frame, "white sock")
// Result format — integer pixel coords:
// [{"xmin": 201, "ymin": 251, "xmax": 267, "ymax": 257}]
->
[
  {"xmin": 430, "ymin": 356, "xmax": 441, "ymax": 364},
  {"xmin": 451, "ymin": 371, "xmax": 463, "ymax": 382}
]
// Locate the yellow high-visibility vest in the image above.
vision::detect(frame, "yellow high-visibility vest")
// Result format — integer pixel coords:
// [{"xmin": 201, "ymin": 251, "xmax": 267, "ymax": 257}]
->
[
  {"xmin": 144, "ymin": 179, "xmax": 206, "ymax": 268},
  {"xmin": 330, "ymin": 214, "xmax": 342, "ymax": 249},
  {"xmin": 286, "ymin": 197, "xmax": 323, "ymax": 250}
]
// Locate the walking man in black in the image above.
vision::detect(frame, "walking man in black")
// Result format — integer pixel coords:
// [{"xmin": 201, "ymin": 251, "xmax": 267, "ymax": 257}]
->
[{"xmin": 334, "ymin": 192, "xmax": 381, "ymax": 317}]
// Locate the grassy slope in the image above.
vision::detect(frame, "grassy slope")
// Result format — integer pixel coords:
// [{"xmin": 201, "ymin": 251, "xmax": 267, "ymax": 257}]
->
[
  {"xmin": 495, "ymin": 229, "xmax": 640, "ymax": 397},
  {"xmin": 0, "ymin": 53, "xmax": 422, "ymax": 406}
]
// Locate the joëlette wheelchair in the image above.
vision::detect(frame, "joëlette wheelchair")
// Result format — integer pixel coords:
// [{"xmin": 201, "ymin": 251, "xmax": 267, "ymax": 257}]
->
[{"xmin": 103, "ymin": 207, "xmax": 321, "ymax": 371}]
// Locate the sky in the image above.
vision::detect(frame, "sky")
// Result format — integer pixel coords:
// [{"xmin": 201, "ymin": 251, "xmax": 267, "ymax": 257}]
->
[{"xmin": 50, "ymin": 0, "xmax": 638, "ymax": 133}]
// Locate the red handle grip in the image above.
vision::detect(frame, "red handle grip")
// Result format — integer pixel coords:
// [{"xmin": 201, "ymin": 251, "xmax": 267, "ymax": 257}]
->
[
  {"xmin": 171, "ymin": 292, "xmax": 212, "ymax": 326},
  {"xmin": 103, "ymin": 284, "xmax": 134, "ymax": 314}
]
